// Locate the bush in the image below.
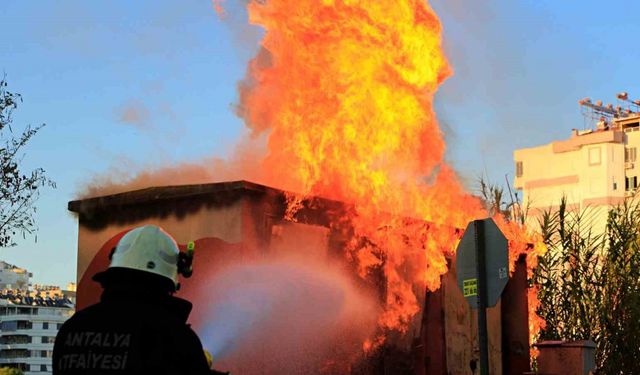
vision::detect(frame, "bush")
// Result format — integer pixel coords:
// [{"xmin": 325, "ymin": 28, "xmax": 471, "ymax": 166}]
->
[
  {"xmin": 0, "ymin": 367, "xmax": 24, "ymax": 375},
  {"xmin": 534, "ymin": 197, "xmax": 640, "ymax": 374}
]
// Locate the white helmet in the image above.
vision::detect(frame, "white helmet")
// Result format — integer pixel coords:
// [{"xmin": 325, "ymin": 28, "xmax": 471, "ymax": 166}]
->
[{"xmin": 108, "ymin": 225, "xmax": 180, "ymax": 287}]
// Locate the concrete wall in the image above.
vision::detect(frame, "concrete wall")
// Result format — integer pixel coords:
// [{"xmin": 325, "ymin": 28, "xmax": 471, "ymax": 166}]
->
[
  {"xmin": 514, "ymin": 130, "xmax": 627, "ymax": 233},
  {"xmin": 76, "ymin": 200, "xmax": 244, "ymax": 284}
]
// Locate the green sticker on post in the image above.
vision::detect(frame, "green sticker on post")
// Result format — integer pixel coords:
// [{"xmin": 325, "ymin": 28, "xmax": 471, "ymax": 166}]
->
[
  {"xmin": 187, "ymin": 241, "xmax": 195, "ymax": 251},
  {"xmin": 463, "ymin": 278, "xmax": 478, "ymax": 297}
]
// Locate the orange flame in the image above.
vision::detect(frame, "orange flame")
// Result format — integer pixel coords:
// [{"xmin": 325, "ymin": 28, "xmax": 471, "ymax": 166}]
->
[
  {"xmin": 239, "ymin": 0, "xmax": 483, "ymax": 334},
  {"xmin": 231, "ymin": 0, "xmax": 543, "ymax": 349},
  {"xmin": 212, "ymin": 0, "xmax": 225, "ymax": 18},
  {"xmin": 494, "ymin": 216, "xmax": 547, "ymax": 348}
]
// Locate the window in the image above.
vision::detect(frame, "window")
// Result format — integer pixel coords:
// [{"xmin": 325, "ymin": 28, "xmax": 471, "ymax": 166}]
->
[
  {"xmin": 42, "ymin": 322, "xmax": 48, "ymax": 330},
  {"xmin": 17, "ymin": 307, "xmax": 32, "ymax": 315},
  {"xmin": 589, "ymin": 147, "xmax": 602, "ymax": 165},
  {"xmin": 1, "ymin": 321, "xmax": 17, "ymax": 332},
  {"xmin": 626, "ymin": 147, "xmax": 637, "ymax": 162},
  {"xmin": 57, "ymin": 323, "xmax": 63, "ymax": 330},
  {"xmin": 625, "ymin": 176, "xmax": 638, "ymax": 191},
  {"xmin": 40, "ymin": 350, "xmax": 52, "ymax": 358},
  {"xmin": 17, "ymin": 321, "xmax": 32, "ymax": 330},
  {"xmin": 41, "ymin": 364, "xmax": 48, "ymax": 372},
  {"xmin": 40, "ymin": 336, "xmax": 55, "ymax": 344},
  {"xmin": 0, "ymin": 321, "xmax": 31, "ymax": 331},
  {"xmin": 516, "ymin": 161, "xmax": 523, "ymax": 177}
]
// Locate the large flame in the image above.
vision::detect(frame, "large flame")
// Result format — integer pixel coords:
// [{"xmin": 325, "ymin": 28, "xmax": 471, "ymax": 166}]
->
[
  {"xmin": 238, "ymin": 0, "xmax": 484, "ymax": 337},
  {"xmin": 495, "ymin": 216, "xmax": 547, "ymax": 349},
  {"xmin": 222, "ymin": 0, "xmax": 544, "ymax": 349}
]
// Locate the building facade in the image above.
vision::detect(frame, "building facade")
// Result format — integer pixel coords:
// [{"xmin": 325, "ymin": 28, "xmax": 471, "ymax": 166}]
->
[
  {"xmin": 514, "ymin": 112, "xmax": 640, "ymax": 232},
  {"xmin": 0, "ymin": 294, "xmax": 74, "ymax": 374},
  {"xmin": 0, "ymin": 264, "xmax": 75, "ymax": 374},
  {"xmin": 0, "ymin": 262, "xmax": 32, "ymax": 291}
]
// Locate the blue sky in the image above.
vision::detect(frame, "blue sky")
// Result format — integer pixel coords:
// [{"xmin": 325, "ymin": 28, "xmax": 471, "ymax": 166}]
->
[{"xmin": 2, "ymin": 1, "xmax": 640, "ymax": 286}]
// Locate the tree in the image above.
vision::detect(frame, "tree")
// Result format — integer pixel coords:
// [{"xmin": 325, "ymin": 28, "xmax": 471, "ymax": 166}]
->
[
  {"xmin": 533, "ymin": 197, "xmax": 640, "ymax": 374},
  {"xmin": 597, "ymin": 200, "xmax": 640, "ymax": 374},
  {"xmin": 477, "ymin": 177, "xmax": 508, "ymax": 218},
  {"xmin": 534, "ymin": 198, "xmax": 603, "ymax": 343},
  {"xmin": 477, "ymin": 176, "xmax": 528, "ymax": 224},
  {"xmin": 0, "ymin": 367, "xmax": 24, "ymax": 375},
  {"xmin": 0, "ymin": 76, "xmax": 54, "ymax": 247}
]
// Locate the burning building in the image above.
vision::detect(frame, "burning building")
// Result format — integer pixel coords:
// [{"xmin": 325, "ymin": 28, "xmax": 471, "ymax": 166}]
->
[
  {"xmin": 68, "ymin": 180, "xmax": 530, "ymax": 375},
  {"xmin": 65, "ymin": 0, "xmax": 544, "ymax": 373}
]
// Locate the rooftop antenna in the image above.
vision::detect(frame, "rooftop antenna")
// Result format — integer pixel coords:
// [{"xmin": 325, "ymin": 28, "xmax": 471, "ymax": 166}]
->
[
  {"xmin": 617, "ymin": 91, "xmax": 640, "ymax": 114},
  {"xmin": 579, "ymin": 98, "xmax": 616, "ymax": 127}
]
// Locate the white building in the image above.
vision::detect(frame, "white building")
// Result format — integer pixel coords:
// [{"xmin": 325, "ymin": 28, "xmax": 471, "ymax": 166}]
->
[
  {"xmin": 514, "ymin": 96, "xmax": 640, "ymax": 232},
  {"xmin": 0, "ymin": 260, "xmax": 75, "ymax": 375},
  {"xmin": 0, "ymin": 262, "xmax": 32, "ymax": 291},
  {"xmin": 0, "ymin": 294, "xmax": 74, "ymax": 374}
]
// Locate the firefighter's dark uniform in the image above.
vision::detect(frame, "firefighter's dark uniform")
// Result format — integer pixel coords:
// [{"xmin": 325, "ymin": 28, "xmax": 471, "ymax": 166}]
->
[{"xmin": 53, "ymin": 286, "xmax": 211, "ymax": 374}]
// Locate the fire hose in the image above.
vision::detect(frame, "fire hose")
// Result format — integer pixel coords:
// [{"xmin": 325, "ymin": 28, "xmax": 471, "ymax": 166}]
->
[{"xmin": 204, "ymin": 350, "xmax": 230, "ymax": 375}]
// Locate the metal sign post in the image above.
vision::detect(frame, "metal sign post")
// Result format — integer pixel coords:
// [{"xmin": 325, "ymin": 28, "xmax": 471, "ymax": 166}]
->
[
  {"xmin": 456, "ymin": 218, "xmax": 509, "ymax": 375},
  {"xmin": 475, "ymin": 220, "xmax": 489, "ymax": 375}
]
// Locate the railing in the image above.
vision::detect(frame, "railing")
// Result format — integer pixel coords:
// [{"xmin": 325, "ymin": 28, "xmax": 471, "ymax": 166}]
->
[
  {"xmin": 0, "ymin": 349, "xmax": 30, "ymax": 359},
  {"xmin": 0, "ymin": 343, "xmax": 32, "ymax": 351},
  {"xmin": 0, "ymin": 336, "xmax": 31, "ymax": 345}
]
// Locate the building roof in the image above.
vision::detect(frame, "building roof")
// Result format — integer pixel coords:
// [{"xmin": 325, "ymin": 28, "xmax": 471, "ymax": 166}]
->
[
  {"xmin": 0, "ymin": 291, "xmax": 74, "ymax": 308},
  {"xmin": 68, "ymin": 180, "xmax": 273, "ymax": 213},
  {"xmin": 67, "ymin": 180, "xmax": 474, "ymax": 246},
  {"xmin": 68, "ymin": 180, "xmax": 346, "ymax": 230}
]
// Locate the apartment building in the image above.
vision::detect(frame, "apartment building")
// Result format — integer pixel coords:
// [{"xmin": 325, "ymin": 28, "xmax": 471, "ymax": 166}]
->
[
  {"xmin": 0, "ymin": 293, "xmax": 74, "ymax": 374},
  {"xmin": 514, "ymin": 95, "xmax": 640, "ymax": 232},
  {"xmin": 0, "ymin": 262, "xmax": 32, "ymax": 291},
  {"xmin": 0, "ymin": 263, "xmax": 75, "ymax": 374}
]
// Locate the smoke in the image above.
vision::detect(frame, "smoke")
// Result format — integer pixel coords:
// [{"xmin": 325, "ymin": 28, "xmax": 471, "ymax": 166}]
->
[
  {"xmin": 115, "ymin": 99, "xmax": 151, "ymax": 130},
  {"xmin": 191, "ymin": 257, "xmax": 378, "ymax": 374},
  {"xmin": 211, "ymin": 0, "xmax": 263, "ymax": 60},
  {"xmin": 77, "ymin": 0, "xmax": 264, "ymax": 199},
  {"xmin": 79, "ymin": 131, "xmax": 268, "ymax": 198}
]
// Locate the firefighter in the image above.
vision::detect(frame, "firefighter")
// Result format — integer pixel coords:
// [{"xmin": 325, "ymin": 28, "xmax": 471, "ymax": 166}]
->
[{"xmin": 53, "ymin": 224, "xmax": 228, "ymax": 374}]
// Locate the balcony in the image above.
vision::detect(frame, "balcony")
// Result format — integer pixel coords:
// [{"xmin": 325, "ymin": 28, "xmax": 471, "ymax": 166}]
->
[
  {"xmin": 0, "ymin": 349, "xmax": 30, "ymax": 359},
  {"xmin": 0, "ymin": 335, "xmax": 31, "ymax": 345}
]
